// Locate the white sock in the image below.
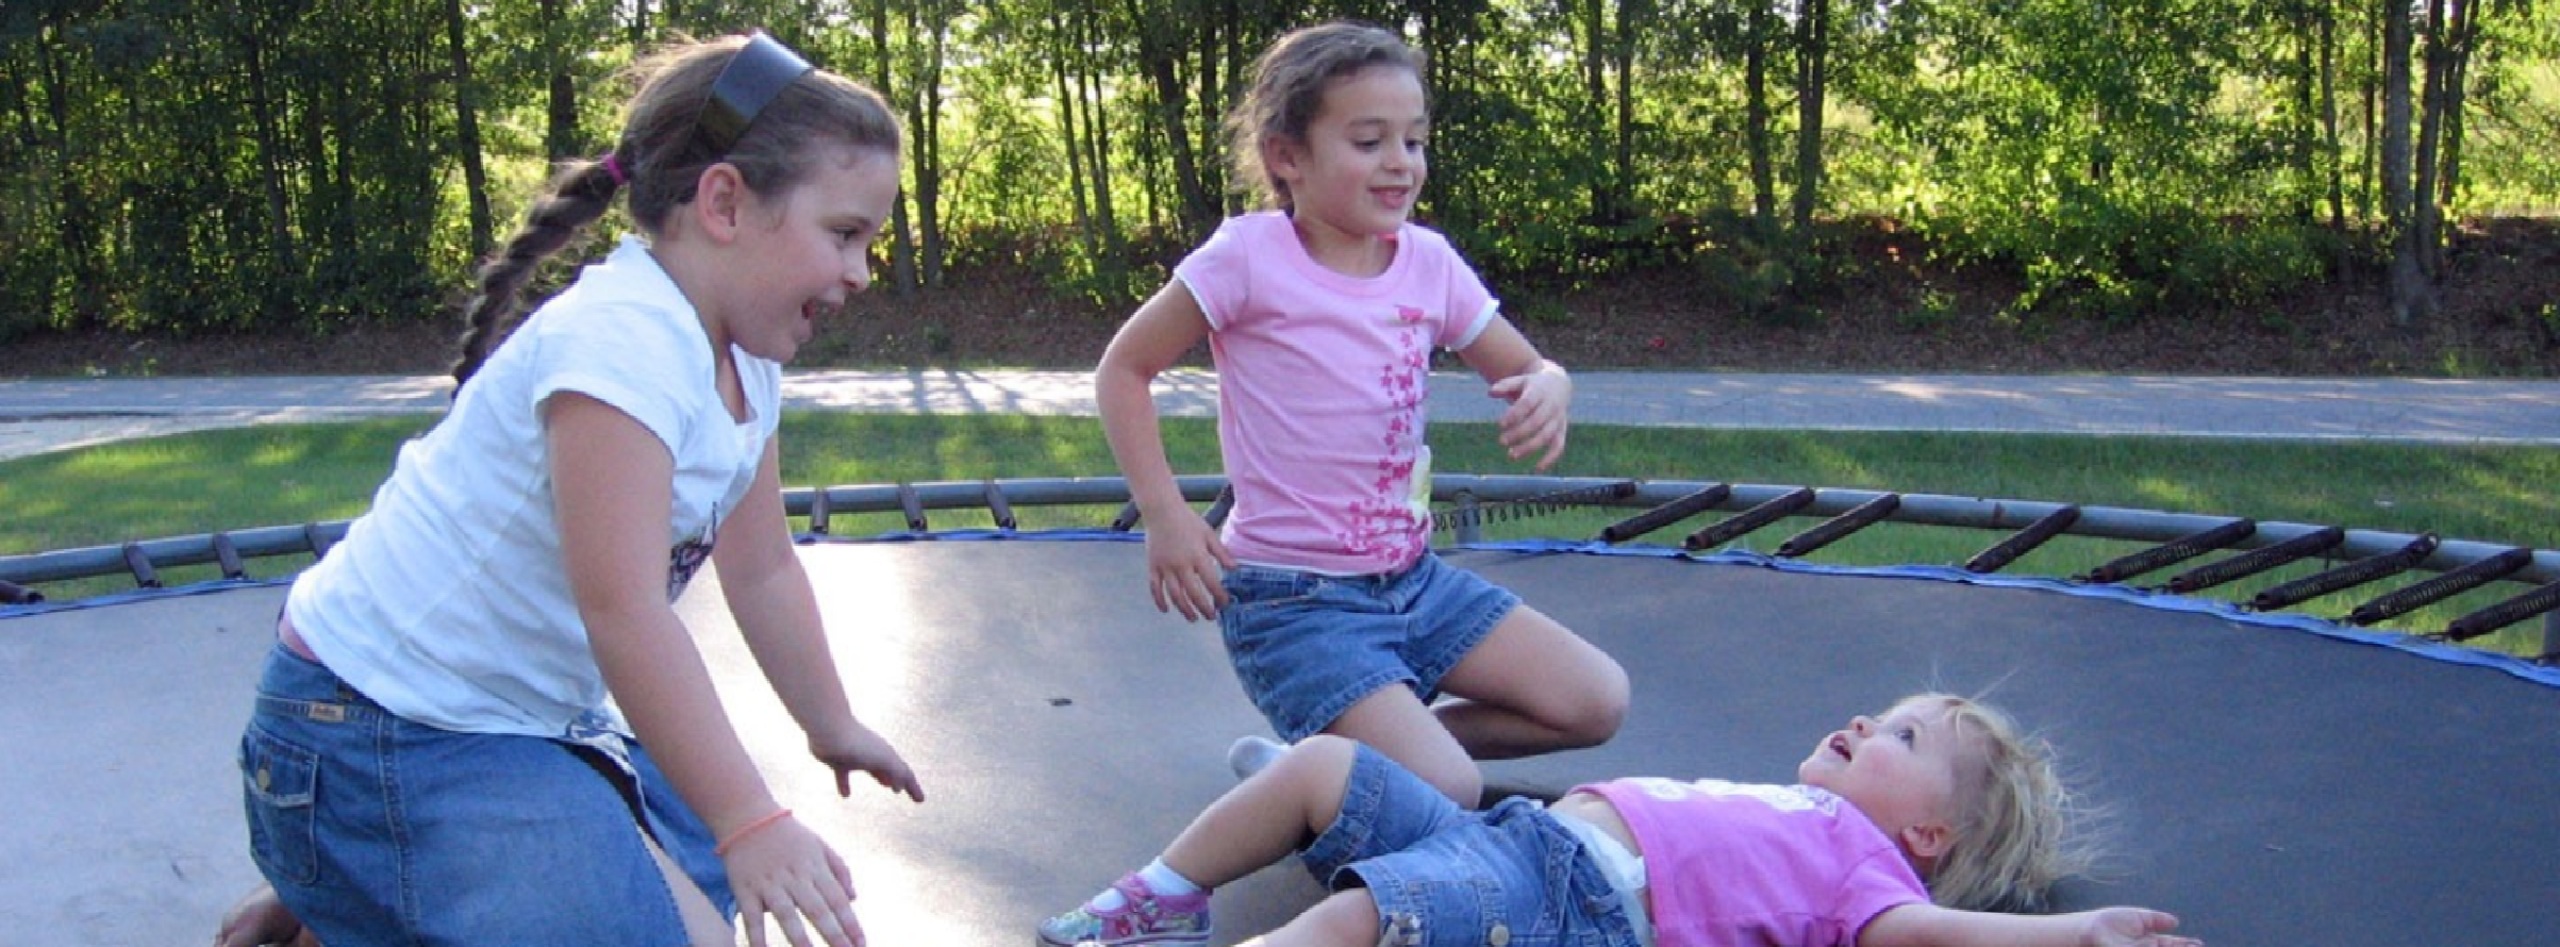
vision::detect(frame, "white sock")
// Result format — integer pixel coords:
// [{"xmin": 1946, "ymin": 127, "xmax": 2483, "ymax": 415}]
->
[
  {"xmin": 1087, "ymin": 858, "xmax": 1203, "ymax": 911},
  {"xmin": 1227, "ymin": 734, "xmax": 1287, "ymax": 780}
]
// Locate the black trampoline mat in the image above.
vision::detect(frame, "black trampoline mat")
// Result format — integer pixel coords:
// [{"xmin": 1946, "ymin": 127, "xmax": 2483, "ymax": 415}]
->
[{"xmin": 6, "ymin": 536, "xmax": 2555, "ymax": 944}]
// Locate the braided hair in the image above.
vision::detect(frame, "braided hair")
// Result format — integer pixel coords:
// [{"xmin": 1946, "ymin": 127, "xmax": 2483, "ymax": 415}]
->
[{"xmin": 449, "ymin": 34, "xmax": 899, "ymax": 388}]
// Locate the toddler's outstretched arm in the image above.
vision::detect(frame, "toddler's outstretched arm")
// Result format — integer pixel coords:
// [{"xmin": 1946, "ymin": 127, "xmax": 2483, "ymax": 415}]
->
[
  {"xmin": 1460, "ymin": 318, "xmax": 1572, "ymax": 471},
  {"xmin": 1860, "ymin": 902, "xmax": 2200, "ymax": 947},
  {"xmin": 1097, "ymin": 280, "xmax": 1234, "ymax": 621}
]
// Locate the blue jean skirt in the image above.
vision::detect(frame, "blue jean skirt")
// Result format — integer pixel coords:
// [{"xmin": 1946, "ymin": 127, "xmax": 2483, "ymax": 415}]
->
[
  {"xmin": 1302, "ymin": 744, "xmax": 1644, "ymax": 947},
  {"xmin": 1220, "ymin": 552, "xmax": 1521, "ymax": 742},
  {"xmin": 238, "ymin": 643, "xmax": 731, "ymax": 946}
]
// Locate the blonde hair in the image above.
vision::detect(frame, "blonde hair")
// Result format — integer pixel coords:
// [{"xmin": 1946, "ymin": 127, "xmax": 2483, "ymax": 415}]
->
[
  {"xmin": 1224, "ymin": 21, "xmax": 1425, "ymax": 210},
  {"xmin": 1908, "ymin": 693, "xmax": 2092, "ymax": 913}
]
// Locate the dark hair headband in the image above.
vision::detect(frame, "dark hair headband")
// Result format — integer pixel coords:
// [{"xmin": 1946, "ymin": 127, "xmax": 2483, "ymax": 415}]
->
[{"xmin": 697, "ymin": 33, "xmax": 815, "ymax": 154}]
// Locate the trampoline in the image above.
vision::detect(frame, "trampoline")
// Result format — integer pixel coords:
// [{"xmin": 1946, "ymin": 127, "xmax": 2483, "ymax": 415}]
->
[{"xmin": 5, "ymin": 475, "xmax": 2558, "ymax": 946}]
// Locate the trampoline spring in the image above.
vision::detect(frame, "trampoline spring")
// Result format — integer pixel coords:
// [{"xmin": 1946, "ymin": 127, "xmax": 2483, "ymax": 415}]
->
[
  {"xmin": 1108, "ymin": 500, "xmax": 1143, "ymax": 532},
  {"xmin": 2437, "ymin": 579, "xmax": 2560, "ymax": 643},
  {"xmin": 120, "ymin": 542, "xmax": 163, "ymax": 589},
  {"xmin": 1964, "ymin": 505, "xmax": 2080, "ymax": 574},
  {"xmin": 1684, "ymin": 486, "xmax": 1816, "ymax": 552},
  {"xmin": 2163, "ymin": 526, "xmax": 2345, "ymax": 595},
  {"xmin": 1203, "ymin": 483, "xmax": 1236, "ymax": 530},
  {"xmin": 896, "ymin": 483, "xmax": 927, "ymax": 533},
  {"xmin": 1597, "ymin": 482, "xmax": 1730, "ymax": 544},
  {"xmin": 2248, "ymin": 533, "xmax": 2438, "ymax": 611},
  {"xmin": 1777, "ymin": 493, "xmax": 1902, "ymax": 558},
  {"xmin": 2076, "ymin": 518, "xmax": 2255, "ymax": 585},
  {"xmin": 2346, "ymin": 547, "xmax": 2534, "ymax": 626},
  {"xmin": 807, "ymin": 488, "xmax": 833, "ymax": 536},
  {"xmin": 1432, "ymin": 481, "xmax": 1638, "ymax": 535},
  {"xmin": 982, "ymin": 481, "xmax": 1017, "ymax": 531},
  {"xmin": 211, "ymin": 532, "xmax": 247, "ymax": 580},
  {"xmin": 0, "ymin": 578, "xmax": 41, "ymax": 605}
]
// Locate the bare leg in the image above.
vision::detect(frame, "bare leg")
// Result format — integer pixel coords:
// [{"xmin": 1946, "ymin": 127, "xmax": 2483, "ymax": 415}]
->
[
  {"xmin": 1159, "ymin": 735, "xmax": 1362, "ymax": 889},
  {"xmin": 642, "ymin": 831, "xmax": 736, "ymax": 947},
  {"xmin": 1236, "ymin": 889, "xmax": 1384, "ymax": 947},
  {"xmin": 1328, "ymin": 683, "xmax": 1483, "ymax": 806},
  {"xmin": 214, "ymin": 883, "xmax": 322, "ymax": 947},
  {"xmin": 1432, "ymin": 605, "xmax": 1628, "ymax": 760}
]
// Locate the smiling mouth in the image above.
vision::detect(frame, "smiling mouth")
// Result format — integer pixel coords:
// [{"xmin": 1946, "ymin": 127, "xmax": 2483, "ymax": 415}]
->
[{"xmin": 1829, "ymin": 734, "xmax": 1852, "ymax": 760}]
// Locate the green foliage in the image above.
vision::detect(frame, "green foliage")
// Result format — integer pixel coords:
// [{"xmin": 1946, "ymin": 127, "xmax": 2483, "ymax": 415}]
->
[{"xmin": 3, "ymin": 0, "xmax": 2556, "ymax": 343}]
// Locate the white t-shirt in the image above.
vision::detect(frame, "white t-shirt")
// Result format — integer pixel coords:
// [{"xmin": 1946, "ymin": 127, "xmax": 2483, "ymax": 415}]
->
[{"xmin": 287, "ymin": 236, "xmax": 781, "ymax": 736}]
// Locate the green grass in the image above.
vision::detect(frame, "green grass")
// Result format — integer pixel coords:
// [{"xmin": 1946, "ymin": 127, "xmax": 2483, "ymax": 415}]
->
[{"xmin": 5, "ymin": 415, "xmax": 2556, "ymax": 655}]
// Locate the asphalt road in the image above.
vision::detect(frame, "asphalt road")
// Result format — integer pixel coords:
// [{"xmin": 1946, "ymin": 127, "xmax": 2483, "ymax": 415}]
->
[{"xmin": 3, "ymin": 369, "xmax": 2556, "ymax": 461}]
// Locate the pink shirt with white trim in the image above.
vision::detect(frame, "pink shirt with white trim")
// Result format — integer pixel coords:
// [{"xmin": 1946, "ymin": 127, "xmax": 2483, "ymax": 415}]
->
[
  {"xmin": 1174, "ymin": 212, "xmax": 1499, "ymax": 575},
  {"xmin": 1581, "ymin": 778, "xmax": 1932, "ymax": 947}
]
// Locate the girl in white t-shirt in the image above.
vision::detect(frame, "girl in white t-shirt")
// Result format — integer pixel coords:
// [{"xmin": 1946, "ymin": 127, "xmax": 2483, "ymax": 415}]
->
[
  {"xmin": 1041, "ymin": 693, "xmax": 2202, "ymax": 947},
  {"xmin": 224, "ymin": 33, "xmax": 918, "ymax": 947},
  {"xmin": 1092, "ymin": 20, "xmax": 1627, "ymax": 831}
]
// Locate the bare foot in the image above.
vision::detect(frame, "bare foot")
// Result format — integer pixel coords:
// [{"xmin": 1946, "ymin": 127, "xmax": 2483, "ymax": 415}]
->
[{"xmin": 215, "ymin": 883, "xmax": 321, "ymax": 947}]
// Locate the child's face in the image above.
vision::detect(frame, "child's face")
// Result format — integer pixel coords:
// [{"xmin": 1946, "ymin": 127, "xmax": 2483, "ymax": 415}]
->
[
  {"xmin": 1271, "ymin": 65, "xmax": 1428, "ymax": 247},
  {"xmin": 725, "ymin": 145, "xmax": 900, "ymax": 364},
  {"xmin": 1798, "ymin": 697, "xmax": 1970, "ymax": 861}
]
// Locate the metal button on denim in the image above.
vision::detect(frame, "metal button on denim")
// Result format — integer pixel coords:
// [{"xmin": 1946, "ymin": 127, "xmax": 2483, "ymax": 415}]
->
[{"xmin": 1488, "ymin": 921, "xmax": 1511, "ymax": 946}]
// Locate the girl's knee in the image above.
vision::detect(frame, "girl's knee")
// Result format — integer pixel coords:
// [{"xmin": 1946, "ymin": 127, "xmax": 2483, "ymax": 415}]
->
[{"xmin": 1562, "ymin": 659, "xmax": 1631, "ymax": 747}]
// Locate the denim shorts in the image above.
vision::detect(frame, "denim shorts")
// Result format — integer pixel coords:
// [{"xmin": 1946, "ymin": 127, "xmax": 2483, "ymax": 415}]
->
[
  {"xmin": 1220, "ymin": 552, "xmax": 1521, "ymax": 742},
  {"xmin": 1302, "ymin": 744, "xmax": 1644, "ymax": 947},
  {"xmin": 238, "ymin": 643, "xmax": 731, "ymax": 946}
]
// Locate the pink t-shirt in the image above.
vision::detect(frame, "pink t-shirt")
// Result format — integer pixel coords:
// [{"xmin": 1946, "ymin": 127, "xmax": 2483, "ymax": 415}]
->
[
  {"xmin": 1580, "ymin": 778, "xmax": 1931, "ymax": 947},
  {"xmin": 1175, "ymin": 212, "xmax": 1499, "ymax": 575}
]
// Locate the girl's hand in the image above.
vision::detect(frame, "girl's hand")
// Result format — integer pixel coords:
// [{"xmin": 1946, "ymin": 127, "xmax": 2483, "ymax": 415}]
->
[
  {"xmin": 1489, "ymin": 363, "xmax": 1572, "ymax": 471},
  {"xmin": 812, "ymin": 722, "xmax": 924, "ymax": 802},
  {"xmin": 1143, "ymin": 509, "xmax": 1234, "ymax": 622},
  {"xmin": 2084, "ymin": 907, "xmax": 2199, "ymax": 946},
  {"xmin": 724, "ymin": 814, "xmax": 866, "ymax": 947}
]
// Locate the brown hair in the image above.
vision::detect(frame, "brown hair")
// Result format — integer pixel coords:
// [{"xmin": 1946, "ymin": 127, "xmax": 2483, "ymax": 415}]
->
[
  {"xmin": 1223, "ymin": 21, "xmax": 1425, "ymax": 210},
  {"xmin": 450, "ymin": 34, "xmax": 899, "ymax": 387}
]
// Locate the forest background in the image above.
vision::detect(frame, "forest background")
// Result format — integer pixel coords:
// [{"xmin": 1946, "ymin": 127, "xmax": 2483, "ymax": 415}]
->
[{"xmin": 5, "ymin": 0, "xmax": 2559, "ymax": 377}]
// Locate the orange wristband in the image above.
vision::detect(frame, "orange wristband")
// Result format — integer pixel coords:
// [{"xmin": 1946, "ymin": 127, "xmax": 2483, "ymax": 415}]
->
[{"xmin": 713, "ymin": 808, "xmax": 793, "ymax": 856}]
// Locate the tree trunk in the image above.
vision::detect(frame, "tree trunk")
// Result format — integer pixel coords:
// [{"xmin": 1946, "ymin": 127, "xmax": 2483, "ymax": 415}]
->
[
  {"xmin": 1610, "ymin": 0, "xmax": 1638, "ymax": 225},
  {"xmin": 2412, "ymin": 0, "xmax": 2448, "ymax": 279},
  {"xmin": 238, "ymin": 26, "xmax": 300, "ymax": 283},
  {"xmin": 1580, "ymin": 0, "xmax": 1610, "ymax": 221},
  {"xmin": 914, "ymin": 4, "xmax": 948, "ymax": 286},
  {"xmin": 36, "ymin": 15, "xmax": 101, "ymax": 325},
  {"xmin": 871, "ymin": 0, "xmax": 918, "ymax": 293},
  {"xmin": 1128, "ymin": 7, "xmax": 1216, "ymax": 238},
  {"xmin": 2291, "ymin": 0, "xmax": 2317, "ymax": 221},
  {"xmin": 2319, "ymin": 0, "xmax": 2345, "ymax": 230},
  {"xmin": 2435, "ymin": 1, "xmax": 2478, "ymax": 223},
  {"xmin": 1790, "ymin": 0, "xmax": 1828, "ymax": 232},
  {"xmin": 1079, "ymin": 15, "xmax": 1119, "ymax": 251},
  {"xmin": 441, "ymin": 0, "xmax": 493, "ymax": 258},
  {"xmin": 1745, "ymin": 2, "xmax": 1775, "ymax": 236},
  {"xmin": 1052, "ymin": 16, "xmax": 1096, "ymax": 255},
  {"xmin": 2381, "ymin": 0, "xmax": 2434, "ymax": 324},
  {"xmin": 542, "ymin": 0, "xmax": 580, "ymax": 159}
]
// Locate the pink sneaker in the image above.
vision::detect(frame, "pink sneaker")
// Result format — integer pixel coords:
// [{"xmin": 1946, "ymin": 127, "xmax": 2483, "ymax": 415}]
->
[{"xmin": 1035, "ymin": 873, "xmax": 1211, "ymax": 946}]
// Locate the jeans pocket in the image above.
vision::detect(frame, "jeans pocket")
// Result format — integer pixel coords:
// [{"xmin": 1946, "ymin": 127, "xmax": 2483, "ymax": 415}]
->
[{"xmin": 240, "ymin": 722, "xmax": 321, "ymax": 885}]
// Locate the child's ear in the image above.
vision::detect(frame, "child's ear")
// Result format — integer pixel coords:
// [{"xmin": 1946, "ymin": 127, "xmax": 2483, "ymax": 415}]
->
[
  {"xmin": 692, "ymin": 162, "xmax": 749, "ymax": 242},
  {"xmin": 1899, "ymin": 821, "xmax": 1953, "ymax": 861},
  {"xmin": 1262, "ymin": 135, "xmax": 1304, "ymax": 183}
]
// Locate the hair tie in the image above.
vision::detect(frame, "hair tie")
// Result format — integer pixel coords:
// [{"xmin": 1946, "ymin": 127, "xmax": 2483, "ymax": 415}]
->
[{"xmin": 600, "ymin": 154, "xmax": 627, "ymax": 186}]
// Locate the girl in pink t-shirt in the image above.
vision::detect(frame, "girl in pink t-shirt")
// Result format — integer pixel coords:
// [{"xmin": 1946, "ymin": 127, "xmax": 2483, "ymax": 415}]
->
[
  {"xmin": 1040, "ymin": 693, "xmax": 2202, "ymax": 947},
  {"xmin": 1092, "ymin": 19, "xmax": 1627, "ymax": 826}
]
